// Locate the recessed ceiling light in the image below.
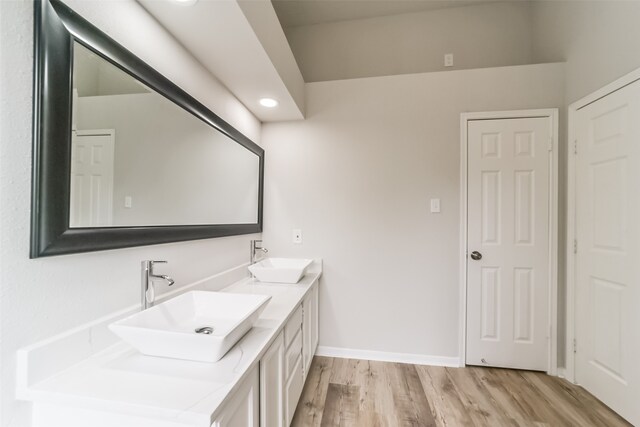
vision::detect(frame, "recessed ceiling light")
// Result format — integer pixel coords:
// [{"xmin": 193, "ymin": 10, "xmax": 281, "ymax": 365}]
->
[
  {"xmin": 259, "ymin": 98, "xmax": 279, "ymax": 108},
  {"xmin": 171, "ymin": 0, "xmax": 198, "ymax": 5}
]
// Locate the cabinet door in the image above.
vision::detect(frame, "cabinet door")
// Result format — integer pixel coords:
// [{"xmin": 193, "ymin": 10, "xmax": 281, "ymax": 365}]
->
[
  {"xmin": 284, "ymin": 355, "xmax": 304, "ymax": 426},
  {"xmin": 260, "ymin": 332, "xmax": 285, "ymax": 427},
  {"xmin": 310, "ymin": 284, "xmax": 319, "ymax": 359},
  {"xmin": 212, "ymin": 367, "xmax": 259, "ymax": 427},
  {"xmin": 302, "ymin": 282, "xmax": 319, "ymax": 377}
]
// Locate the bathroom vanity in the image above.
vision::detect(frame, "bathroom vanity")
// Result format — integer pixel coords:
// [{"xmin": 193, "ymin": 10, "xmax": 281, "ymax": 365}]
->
[{"xmin": 18, "ymin": 262, "xmax": 321, "ymax": 427}]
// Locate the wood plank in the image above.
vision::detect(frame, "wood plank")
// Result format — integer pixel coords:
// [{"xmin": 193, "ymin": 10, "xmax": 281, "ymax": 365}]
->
[
  {"xmin": 292, "ymin": 357, "xmax": 630, "ymax": 427},
  {"xmin": 320, "ymin": 383, "xmax": 360, "ymax": 427},
  {"xmin": 354, "ymin": 410, "xmax": 386, "ymax": 427},
  {"xmin": 490, "ymin": 368, "xmax": 576, "ymax": 425},
  {"xmin": 520, "ymin": 371, "xmax": 632, "ymax": 427},
  {"xmin": 467, "ymin": 366, "xmax": 533, "ymax": 425},
  {"xmin": 445, "ymin": 366, "xmax": 517, "ymax": 426},
  {"xmin": 518, "ymin": 371, "xmax": 600, "ymax": 425},
  {"xmin": 386, "ymin": 363, "xmax": 436, "ymax": 427},
  {"xmin": 570, "ymin": 383, "xmax": 632, "ymax": 426},
  {"xmin": 329, "ymin": 357, "xmax": 358, "ymax": 386},
  {"xmin": 415, "ymin": 365, "xmax": 474, "ymax": 427},
  {"xmin": 355, "ymin": 359, "xmax": 395, "ymax": 427},
  {"xmin": 292, "ymin": 356, "xmax": 334, "ymax": 427}
]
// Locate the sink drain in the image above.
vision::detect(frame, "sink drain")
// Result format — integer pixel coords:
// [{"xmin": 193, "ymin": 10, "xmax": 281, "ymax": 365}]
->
[{"xmin": 195, "ymin": 326, "xmax": 214, "ymax": 335}]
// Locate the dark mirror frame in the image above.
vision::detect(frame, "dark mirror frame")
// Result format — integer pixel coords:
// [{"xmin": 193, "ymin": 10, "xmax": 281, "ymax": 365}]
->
[{"xmin": 31, "ymin": 0, "xmax": 264, "ymax": 258}]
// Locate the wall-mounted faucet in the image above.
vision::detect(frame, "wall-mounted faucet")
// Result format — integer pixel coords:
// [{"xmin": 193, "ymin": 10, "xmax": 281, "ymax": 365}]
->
[
  {"xmin": 250, "ymin": 240, "xmax": 268, "ymax": 278},
  {"xmin": 141, "ymin": 260, "xmax": 174, "ymax": 310}
]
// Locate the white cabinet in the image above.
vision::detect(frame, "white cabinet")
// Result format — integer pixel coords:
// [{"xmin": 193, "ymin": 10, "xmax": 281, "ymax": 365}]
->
[
  {"xmin": 281, "ymin": 304, "xmax": 304, "ymax": 426},
  {"xmin": 260, "ymin": 332, "xmax": 285, "ymax": 427},
  {"xmin": 284, "ymin": 354, "xmax": 304, "ymax": 426},
  {"xmin": 211, "ymin": 280, "xmax": 319, "ymax": 427},
  {"xmin": 283, "ymin": 306, "xmax": 302, "ymax": 348},
  {"xmin": 284, "ymin": 330, "xmax": 302, "ymax": 378},
  {"xmin": 212, "ymin": 367, "xmax": 259, "ymax": 427},
  {"xmin": 302, "ymin": 283, "xmax": 319, "ymax": 378}
]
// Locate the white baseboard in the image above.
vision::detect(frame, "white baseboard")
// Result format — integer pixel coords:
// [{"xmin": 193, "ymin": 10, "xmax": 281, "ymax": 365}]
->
[{"xmin": 316, "ymin": 346, "xmax": 462, "ymax": 368}]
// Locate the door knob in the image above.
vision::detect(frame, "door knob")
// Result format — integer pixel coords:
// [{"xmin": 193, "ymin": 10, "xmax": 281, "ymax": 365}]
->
[{"xmin": 470, "ymin": 251, "xmax": 482, "ymax": 260}]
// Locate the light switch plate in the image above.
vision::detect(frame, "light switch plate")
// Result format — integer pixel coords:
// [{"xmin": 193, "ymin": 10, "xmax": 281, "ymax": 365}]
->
[
  {"xmin": 292, "ymin": 229, "xmax": 302, "ymax": 244},
  {"xmin": 430, "ymin": 198, "xmax": 441, "ymax": 213},
  {"xmin": 124, "ymin": 196, "xmax": 133, "ymax": 208}
]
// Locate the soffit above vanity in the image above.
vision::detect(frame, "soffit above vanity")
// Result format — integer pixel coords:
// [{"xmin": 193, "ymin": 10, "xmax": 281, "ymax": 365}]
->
[{"xmin": 138, "ymin": 0, "xmax": 305, "ymax": 122}]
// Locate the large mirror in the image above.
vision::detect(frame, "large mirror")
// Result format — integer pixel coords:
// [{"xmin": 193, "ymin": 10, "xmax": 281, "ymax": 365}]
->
[
  {"xmin": 71, "ymin": 43, "xmax": 259, "ymax": 228},
  {"xmin": 31, "ymin": 0, "xmax": 263, "ymax": 257}
]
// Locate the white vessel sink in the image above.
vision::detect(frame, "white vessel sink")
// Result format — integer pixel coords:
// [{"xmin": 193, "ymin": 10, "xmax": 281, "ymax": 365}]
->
[
  {"xmin": 248, "ymin": 258, "xmax": 313, "ymax": 284},
  {"xmin": 109, "ymin": 291, "xmax": 271, "ymax": 362}
]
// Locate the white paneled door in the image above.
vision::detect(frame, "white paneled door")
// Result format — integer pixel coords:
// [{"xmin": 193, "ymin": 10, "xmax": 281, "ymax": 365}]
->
[
  {"xmin": 574, "ymin": 80, "xmax": 640, "ymax": 425},
  {"xmin": 466, "ymin": 117, "xmax": 552, "ymax": 371},
  {"xmin": 69, "ymin": 130, "xmax": 115, "ymax": 227}
]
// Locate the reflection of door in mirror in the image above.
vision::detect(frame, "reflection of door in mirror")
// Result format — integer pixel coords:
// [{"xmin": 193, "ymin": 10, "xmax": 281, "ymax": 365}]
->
[{"xmin": 69, "ymin": 130, "xmax": 115, "ymax": 227}]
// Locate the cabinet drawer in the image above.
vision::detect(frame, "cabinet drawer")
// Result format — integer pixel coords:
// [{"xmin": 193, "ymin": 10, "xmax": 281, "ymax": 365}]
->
[
  {"xmin": 284, "ymin": 305, "xmax": 302, "ymax": 348},
  {"xmin": 285, "ymin": 329, "xmax": 302, "ymax": 378}
]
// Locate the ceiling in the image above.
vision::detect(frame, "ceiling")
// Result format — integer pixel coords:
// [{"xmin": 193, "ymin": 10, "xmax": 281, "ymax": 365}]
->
[
  {"xmin": 138, "ymin": 0, "xmax": 304, "ymax": 122},
  {"xmin": 272, "ymin": 0, "xmax": 509, "ymax": 28},
  {"xmin": 136, "ymin": 0, "xmax": 520, "ymax": 122}
]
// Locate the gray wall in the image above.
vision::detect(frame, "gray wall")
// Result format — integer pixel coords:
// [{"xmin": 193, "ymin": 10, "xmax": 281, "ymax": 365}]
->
[
  {"xmin": 282, "ymin": 0, "xmax": 640, "ymax": 94},
  {"xmin": 275, "ymin": 0, "xmax": 640, "ymax": 367},
  {"xmin": 532, "ymin": 0, "xmax": 640, "ymax": 104},
  {"xmin": 284, "ymin": 1, "xmax": 534, "ymax": 82},
  {"xmin": 263, "ymin": 63, "xmax": 565, "ymax": 359}
]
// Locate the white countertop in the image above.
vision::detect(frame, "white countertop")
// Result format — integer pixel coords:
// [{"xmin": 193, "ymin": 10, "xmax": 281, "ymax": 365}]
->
[{"xmin": 22, "ymin": 265, "xmax": 322, "ymax": 427}]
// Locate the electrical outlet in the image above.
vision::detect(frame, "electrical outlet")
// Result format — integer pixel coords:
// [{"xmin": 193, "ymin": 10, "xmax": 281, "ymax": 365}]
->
[
  {"xmin": 292, "ymin": 229, "xmax": 302, "ymax": 244},
  {"xmin": 444, "ymin": 53, "xmax": 454, "ymax": 67}
]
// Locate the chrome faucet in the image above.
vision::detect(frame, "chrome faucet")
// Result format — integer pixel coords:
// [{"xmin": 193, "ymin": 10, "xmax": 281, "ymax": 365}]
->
[
  {"xmin": 141, "ymin": 260, "xmax": 175, "ymax": 310},
  {"xmin": 250, "ymin": 239, "xmax": 268, "ymax": 264},
  {"xmin": 250, "ymin": 240, "xmax": 268, "ymax": 277}
]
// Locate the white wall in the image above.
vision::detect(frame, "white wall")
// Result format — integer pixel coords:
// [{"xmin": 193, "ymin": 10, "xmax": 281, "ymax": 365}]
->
[
  {"xmin": 284, "ymin": 1, "xmax": 534, "ymax": 82},
  {"xmin": 263, "ymin": 63, "xmax": 565, "ymax": 359},
  {"xmin": 0, "ymin": 1, "xmax": 261, "ymax": 426},
  {"xmin": 532, "ymin": 0, "xmax": 640, "ymax": 104}
]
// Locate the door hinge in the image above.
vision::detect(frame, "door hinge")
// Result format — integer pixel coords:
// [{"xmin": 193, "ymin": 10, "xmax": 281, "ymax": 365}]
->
[
  {"xmin": 574, "ymin": 139, "xmax": 578, "ymax": 155},
  {"xmin": 548, "ymin": 137, "xmax": 553, "ymax": 152},
  {"xmin": 573, "ymin": 338, "xmax": 577, "ymax": 354},
  {"xmin": 573, "ymin": 239, "xmax": 577, "ymax": 254}
]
